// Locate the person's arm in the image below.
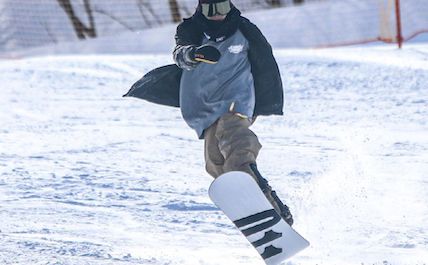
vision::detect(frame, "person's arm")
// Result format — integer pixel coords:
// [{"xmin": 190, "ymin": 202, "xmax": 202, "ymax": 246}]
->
[
  {"xmin": 173, "ymin": 22, "xmax": 221, "ymax": 70},
  {"xmin": 173, "ymin": 22, "xmax": 199, "ymax": 70}
]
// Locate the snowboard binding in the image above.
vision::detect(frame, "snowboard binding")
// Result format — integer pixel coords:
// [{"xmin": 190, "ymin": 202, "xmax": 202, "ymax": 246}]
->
[{"xmin": 250, "ymin": 163, "xmax": 294, "ymax": 226}]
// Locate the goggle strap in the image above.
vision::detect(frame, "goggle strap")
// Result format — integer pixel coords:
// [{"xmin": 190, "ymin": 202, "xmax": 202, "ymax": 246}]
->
[{"xmin": 208, "ymin": 3, "xmax": 214, "ymax": 17}]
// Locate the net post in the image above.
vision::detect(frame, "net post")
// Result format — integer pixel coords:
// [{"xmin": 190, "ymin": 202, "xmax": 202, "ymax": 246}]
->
[{"xmin": 395, "ymin": 0, "xmax": 403, "ymax": 48}]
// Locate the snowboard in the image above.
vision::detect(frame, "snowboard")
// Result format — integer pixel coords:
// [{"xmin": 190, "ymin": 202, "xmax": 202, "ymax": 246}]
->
[{"xmin": 208, "ymin": 171, "xmax": 310, "ymax": 265}]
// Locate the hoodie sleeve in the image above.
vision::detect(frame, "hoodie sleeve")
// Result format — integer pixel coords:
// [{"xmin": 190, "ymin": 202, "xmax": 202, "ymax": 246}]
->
[
  {"xmin": 173, "ymin": 20, "xmax": 200, "ymax": 70},
  {"xmin": 239, "ymin": 17, "xmax": 284, "ymax": 116}
]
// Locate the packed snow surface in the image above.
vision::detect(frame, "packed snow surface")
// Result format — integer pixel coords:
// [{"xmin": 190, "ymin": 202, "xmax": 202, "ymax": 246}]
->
[{"xmin": 0, "ymin": 44, "xmax": 427, "ymax": 265}]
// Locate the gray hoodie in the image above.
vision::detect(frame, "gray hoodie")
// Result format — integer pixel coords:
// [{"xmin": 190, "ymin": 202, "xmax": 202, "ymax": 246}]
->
[{"xmin": 180, "ymin": 29, "xmax": 255, "ymax": 138}]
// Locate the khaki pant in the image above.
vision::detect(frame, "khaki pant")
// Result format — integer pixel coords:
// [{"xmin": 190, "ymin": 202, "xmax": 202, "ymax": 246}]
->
[
  {"xmin": 203, "ymin": 113, "xmax": 294, "ymax": 225},
  {"xmin": 204, "ymin": 113, "xmax": 261, "ymax": 179}
]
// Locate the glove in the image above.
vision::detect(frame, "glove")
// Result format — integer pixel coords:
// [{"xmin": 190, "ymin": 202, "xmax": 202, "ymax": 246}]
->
[
  {"xmin": 190, "ymin": 45, "xmax": 221, "ymax": 64},
  {"xmin": 174, "ymin": 45, "xmax": 199, "ymax": 70}
]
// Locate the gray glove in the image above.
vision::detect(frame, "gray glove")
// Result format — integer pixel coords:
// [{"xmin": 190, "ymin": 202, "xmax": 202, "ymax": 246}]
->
[{"xmin": 173, "ymin": 45, "xmax": 199, "ymax": 71}]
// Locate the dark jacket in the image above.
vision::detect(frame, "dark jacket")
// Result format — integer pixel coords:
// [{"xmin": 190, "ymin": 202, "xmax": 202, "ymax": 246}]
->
[{"xmin": 124, "ymin": 14, "xmax": 284, "ymax": 116}]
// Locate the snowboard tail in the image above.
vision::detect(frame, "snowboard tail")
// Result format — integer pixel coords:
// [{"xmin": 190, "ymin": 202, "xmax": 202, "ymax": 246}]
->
[{"xmin": 209, "ymin": 171, "xmax": 309, "ymax": 265}]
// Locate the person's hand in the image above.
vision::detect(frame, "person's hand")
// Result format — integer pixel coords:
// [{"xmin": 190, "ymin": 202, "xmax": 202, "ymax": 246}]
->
[{"xmin": 191, "ymin": 45, "xmax": 221, "ymax": 64}]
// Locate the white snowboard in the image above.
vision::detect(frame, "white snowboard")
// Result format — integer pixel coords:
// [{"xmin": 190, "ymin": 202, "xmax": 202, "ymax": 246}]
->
[{"xmin": 209, "ymin": 171, "xmax": 310, "ymax": 265}]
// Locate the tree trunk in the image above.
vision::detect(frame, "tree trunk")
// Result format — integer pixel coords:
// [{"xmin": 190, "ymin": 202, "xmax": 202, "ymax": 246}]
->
[
  {"xmin": 268, "ymin": 0, "xmax": 282, "ymax": 7},
  {"xmin": 293, "ymin": 0, "xmax": 304, "ymax": 5},
  {"xmin": 57, "ymin": 0, "xmax": 97, "ymax": 39},
  {"xmin": 169, "ymin": 0, "xmax": 181, "ymax": 23}
]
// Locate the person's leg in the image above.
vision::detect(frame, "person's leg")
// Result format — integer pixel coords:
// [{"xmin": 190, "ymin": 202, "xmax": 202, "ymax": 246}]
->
[
  {"xmin": 215, "ymin": 113, "xmax": 261, "ymax": 176},
  {"xmin": 204, "ymin": 120, "xmax": 225, "ymax": 178},
  {"xmin": 216, "ymin": 113, "xmax": 294, "ymax": 226}
]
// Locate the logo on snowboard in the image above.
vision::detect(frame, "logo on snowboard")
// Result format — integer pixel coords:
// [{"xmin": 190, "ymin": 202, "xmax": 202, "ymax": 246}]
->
[{"xmin": 234, "ymin": 209, "xmax": 283, "ymax": 260}]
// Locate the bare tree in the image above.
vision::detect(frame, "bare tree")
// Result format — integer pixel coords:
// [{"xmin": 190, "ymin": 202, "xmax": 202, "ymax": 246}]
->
[
  {"xmin": 293, "ymin": 0, "xmax": 304, "ymax": 4},
  {"xmin": 57, "ymin": 0, "xmax": 96, "ymax": 39},
  {"xmin": 169, "ymin": 0, "xmax": 181, "ymax": 23},
  {"xmin": 93, "ymin": 7, "xmax": 134, "ymax": 31},
  {"xmin": 267, "ymin": 0, "xmax": 282, "ymax": 7},
  {"xmin": 137, "ymin": 0, "xmax": 162, "ymax": 27}
]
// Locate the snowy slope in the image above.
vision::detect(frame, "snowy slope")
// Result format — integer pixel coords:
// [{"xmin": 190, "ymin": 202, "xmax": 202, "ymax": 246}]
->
[{"xmin": 1, "ymin": 43, "xmax": 428, "ymax": 264}]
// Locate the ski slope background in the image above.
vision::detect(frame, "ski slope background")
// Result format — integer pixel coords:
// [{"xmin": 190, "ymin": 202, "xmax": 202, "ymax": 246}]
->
[{"xmin": 1, "ymin": 10, "xmax": 428, "ymax": 265}]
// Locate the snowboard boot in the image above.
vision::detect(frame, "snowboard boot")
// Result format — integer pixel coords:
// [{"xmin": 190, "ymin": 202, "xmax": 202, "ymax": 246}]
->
[{"xmin": 250, "ymin": 164, "xmax": 294, "ymax": 226}]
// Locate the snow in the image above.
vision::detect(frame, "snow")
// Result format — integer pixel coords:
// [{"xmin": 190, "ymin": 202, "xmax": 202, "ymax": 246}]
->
[
  {"xmin": 1, "ymin": 43, "xmax": 427, "ymax": 264},
  {"xmin": 1, "ymin": 2, "xmax": 428, "ymax": 264}
]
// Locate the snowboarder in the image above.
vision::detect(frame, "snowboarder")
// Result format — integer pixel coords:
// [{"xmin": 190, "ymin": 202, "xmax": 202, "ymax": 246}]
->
[{"xmin": 125, "ymin": 0, "xmax": 293, "ymax": 226}]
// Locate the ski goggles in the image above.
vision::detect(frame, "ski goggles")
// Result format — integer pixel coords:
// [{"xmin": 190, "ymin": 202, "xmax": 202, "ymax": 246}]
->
[{"xmin": 201, "ymin": 0, "xmax": 231, "ymax": 18}]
